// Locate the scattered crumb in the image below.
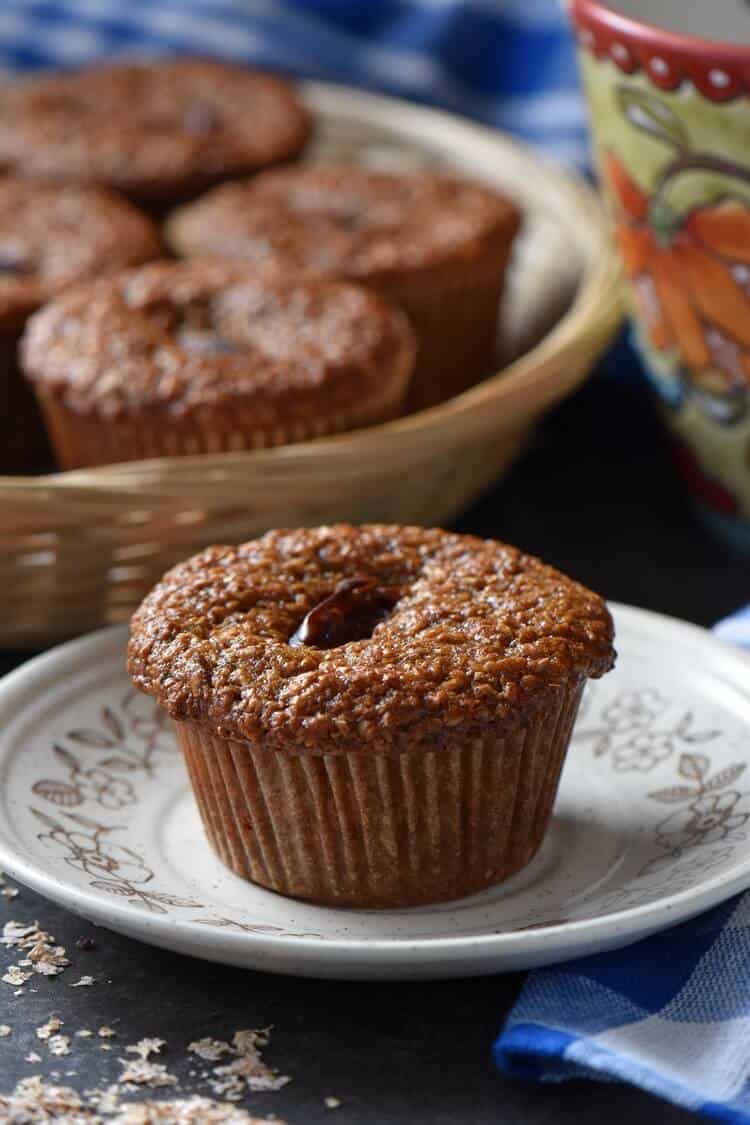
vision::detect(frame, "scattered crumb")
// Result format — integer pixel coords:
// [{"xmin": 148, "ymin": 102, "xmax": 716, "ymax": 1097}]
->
[
  {"xmin": 76, "ymin": 1029, "xmax": 94, "ymax": 1038},
  {"xmin": 2, "ymin": 920, "xmax": 69, "ymax": 977},
  {"xmin": 36, "ymin": 1016, "xmax": 63, "ymax": 1041},
  {"xmin": 188, "ymin": 1038, "xmax": 232, "ymax": 1062},
  {"xmin": 48, "ymin": 1034, "xmax": 72, "ymax": 1057},
  {"xmin": 0, "ymin": 1076, "xmax": 89, "ymax": 1121},
  {"xmin": 99, "ymin": 1025, "xmax": 117, "ymax": 1038},
  {"xmin": 71, "ymin": 975, "xmax": 96, "ymax": 987},
  {"xmin": 24, "ymin": 1051, "xmax": 41, "ymax": 1062},
  {"xmin": 100, "ymin": 1043, "xmax": 113, "ymax": 1051},
  {"xmin": 207, "ymin": 1029, "xmax": 290, "ymax": 1099},
  {"xmin": 0, "ymin": 1024, "xmax": 10, "ymax": 1038},
  {"xmin": 118, "ymin": 1057, "xmax": 178, "ymax": 1089},
  {"xmin": 0, "ymin": 873, "xmax": 18, "ymax": 900},
  {"xmin": 324, "ymin": 1096, "xmax": 341, "ymax": 1109},
  {"xmin": 113, "ymin": 1097, "xmax": 286, "ymax": 1123},
  {"xmin": 126, "ymin": 1038, "xmax": 166, "ymax": 1061},
  {"xmin": 3, "ymin": 965, "xmax": 32, "ymax": 986}
]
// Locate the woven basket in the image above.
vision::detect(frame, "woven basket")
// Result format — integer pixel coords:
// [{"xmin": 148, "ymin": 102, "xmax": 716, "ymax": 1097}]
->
[{"xmin": 0, "ymin": 83, "xmax": 622, "ymax": 649}]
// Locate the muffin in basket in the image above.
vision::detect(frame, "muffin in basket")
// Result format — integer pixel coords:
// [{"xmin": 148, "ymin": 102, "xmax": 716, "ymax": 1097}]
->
[
  {"xmin": 0, "ymin": 179, "xmax": 162, "ymax": 473},
  {"xmin": 0, "ymin": 59, "xmax": 311, "ymax": 211},
  {"xmin": 166, "ymin": 164, "xmax": 522, "ymax": 412},
  {"xmin": 21, "ymin": 260, "xmax": 416, "ymax": 470},
  {"xmin": 128, "ymin": 524, "xmax": 615, "ymax": 908}
]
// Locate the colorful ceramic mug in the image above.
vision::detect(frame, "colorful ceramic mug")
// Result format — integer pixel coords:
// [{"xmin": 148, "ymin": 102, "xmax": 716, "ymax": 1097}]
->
[{"xmin": 568, "ymin": 0, "xmax": 750, "ymax": 552}]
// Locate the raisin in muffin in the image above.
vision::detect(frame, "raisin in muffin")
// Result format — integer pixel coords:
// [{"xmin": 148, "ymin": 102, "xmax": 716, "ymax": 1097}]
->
[
  {"xmin": 0, "ymin": 59, "xmax": 311, "ymax": 211},
  {"xmin": 166, "ymin": 165, "xmax": 521, "ymax": 411},
  {"xmin": 0, "ymin": 179, "xmax": 161, "ymax": 473},
  {"xmin": 128, "ymin": 524, "xmax": 615, "ymax": 907},
  {"xmin": 21, "ymin": 260, "xmax": 415, "ymax": 469}
]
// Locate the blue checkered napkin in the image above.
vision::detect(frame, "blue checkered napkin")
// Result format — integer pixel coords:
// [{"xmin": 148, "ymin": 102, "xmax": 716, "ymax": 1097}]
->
[
  {"xmin": 0, "ymin": 0, "xmax": 586, "ymax": 164},
  {"xmin": 495, "ymin": 610, "xmax": 750, "ymax": 1124}
]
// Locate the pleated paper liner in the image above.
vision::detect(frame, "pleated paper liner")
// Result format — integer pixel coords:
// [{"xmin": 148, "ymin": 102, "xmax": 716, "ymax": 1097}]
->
[
  {"xmin": 376, "ymin": 237, "xmax": 518, "ymax": 414},
  {"xmin": 33, "ymin": 355, "xmax": 412, "ymax": 471},
  {"xmin": 175, "ymin": 678, "xmax": 584, "ymax": 908}
]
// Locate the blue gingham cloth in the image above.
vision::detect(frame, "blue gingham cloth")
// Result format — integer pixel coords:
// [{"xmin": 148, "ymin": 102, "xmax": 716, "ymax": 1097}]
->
[
  {"xmin": 0, "ymin": 0, "xmax": 587, "ymax": 166},
  {"xmin": 496, "ymin": 611, "xmax": 750, "ymax": 1124}
]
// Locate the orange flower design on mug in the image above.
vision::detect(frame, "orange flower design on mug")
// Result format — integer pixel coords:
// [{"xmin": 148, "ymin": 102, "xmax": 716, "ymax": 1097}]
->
[{"xmin": 605, "ymin": 150, "xmax": 750, "ymax": 404}]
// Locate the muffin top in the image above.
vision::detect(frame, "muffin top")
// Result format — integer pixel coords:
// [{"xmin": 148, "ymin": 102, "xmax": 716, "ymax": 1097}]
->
[
  {"xmin": 0, "ymin": 179, "xmax": 162, "ymax": 328},
  {"xmin": 22, "ymin": 260, "xmax": 415, "ymax": 421},
  {"xmin": 0, "ymin": 60, "xmax": 311, "ymax": 207},
  {"xmin": 166, "ymin": 164, "xmax": 521, "ymax": 281},
  {"xmin": 128, "ymin": 525, "xmax": 615, "ymax": 755}
]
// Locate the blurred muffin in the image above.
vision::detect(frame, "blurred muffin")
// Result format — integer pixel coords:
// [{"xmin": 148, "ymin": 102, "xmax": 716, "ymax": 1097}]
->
[
  {"xmin": 128, "ymin": 524, "xmax": 615, "ymax": 907},
  {"xmin": 21, "ymin": 260, "xmax": 415, "ymax": 470},
  {"xmin": 166, "ymin": 164, "xmax": 521, "ymax": 411},
  {"xmin": 0, "ymin": 59, "xmax": 311, "ymax": 211},
  {"xmin": 0, "ymin": 179, "xmax": 161, "ymax": 473}
]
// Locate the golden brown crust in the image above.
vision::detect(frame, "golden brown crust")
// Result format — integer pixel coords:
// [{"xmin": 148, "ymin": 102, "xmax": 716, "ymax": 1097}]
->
[
  {"xmin": 0, "ymin": 60, "xmax": 311, "ymax": 207},
  {"xmin": 128, "ymin": 524, "xmax": 615, "ymax": 755},
  {"xmin": 166, "ymin": 164, "xmax": 521, "ymax": 283},
  {"xmin": 0, "ymin": 179, "xmax": 162, "ymax": 329},
  {"xmin": 21, "ymin": 260, "xmax": 416, "ymax": 423}
]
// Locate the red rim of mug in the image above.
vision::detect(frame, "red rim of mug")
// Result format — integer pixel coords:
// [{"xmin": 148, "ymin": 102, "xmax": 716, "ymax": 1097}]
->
[{"xmin": 569, "ymin": 0, "xmax": 750, "ymax": 100}]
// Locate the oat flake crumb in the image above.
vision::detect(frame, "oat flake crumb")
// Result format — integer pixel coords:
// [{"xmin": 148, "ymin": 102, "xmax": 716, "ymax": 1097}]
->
[
  {"xmin": 48, "ymin": 1034, "xmax": 72, "ymax": 1057},
  {"xmin": 77, "ymin": 1029, "xmax": 94, "ymax": 1038},
  {"xmin": 119, "ymin": 1058, "xmax": 178, "ymax": 1089},
  {"xmin": 99, "ymin": 1025, "xmax": 117, "ymax": 1038},
  {"xmin": 0, "ymin": 1075, "xmax": 90, "ymax": 1122},
  {"xmin": 72, "ymin": 975, "xmax": 96, "ymax": 987},
  {"xmin": 3, "ymin": 964, "xmax": 32, "ymax": 986},
  {"xmin": 25, "ymin": 1051, "xmax": 42, "ymax": 1062},
  {"xmin": 325, "ymin": 1096, "xmax": 342, "ymax": 1109},
  {"xmin": 36, "ymin": 1016, "xmax": 63, "ymax": 1040},
  {"xmin": 0, "ymin": 1024, "xmax": 10, "ymax": 1037},
  {"xmin": 188, "ymin": 1037, "xmax": 232, "ymax": 1062},
  {"xmin": 207, "ymin": 1028, "xmax": 290, "ymax": 1098},
  {"xmin": 126, "ymin": 1038, "xmax": 166, "ymax": 1060},
  {"xmin": 112, "ymin": 1094, "xmax": 284, "ymax": 1123}
]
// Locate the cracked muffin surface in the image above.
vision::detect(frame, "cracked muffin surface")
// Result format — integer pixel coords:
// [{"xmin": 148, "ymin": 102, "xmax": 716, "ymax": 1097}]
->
[
  {"xmin": 0, "ymin": 59, "xmax": 311, "ymax": 207},
  {"xmin": 22, "ymin": 260, "xmax": 415, "ymax": 421},
  {"xmin": 166, "ymin": 163, "xmax": 521, "ymax": 281},
  {"xmin": 0, "ymin": 179, "xmax": 161, "ymax": 329},
  {"xmin": 128, "ymin": 524, "xmax": 615, "ymax": 755}
]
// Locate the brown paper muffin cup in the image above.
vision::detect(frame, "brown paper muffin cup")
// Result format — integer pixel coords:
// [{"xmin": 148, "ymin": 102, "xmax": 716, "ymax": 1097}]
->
[
  {"xmin": 376, "ymin": 241, "xmax": 514, "ymax": 415},
  {"xmin": 32, "ymin": 358, "xmax": 411, "ymax": 471},
  {"xmin": 174, "ymin": 677, "xmax": 584, "ymax": 908}
]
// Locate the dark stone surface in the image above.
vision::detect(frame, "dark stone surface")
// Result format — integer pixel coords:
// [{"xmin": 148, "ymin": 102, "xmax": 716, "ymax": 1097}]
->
[{"xmin": 0, "ymin": 356, "xmax": 741, "ymax": 1123}]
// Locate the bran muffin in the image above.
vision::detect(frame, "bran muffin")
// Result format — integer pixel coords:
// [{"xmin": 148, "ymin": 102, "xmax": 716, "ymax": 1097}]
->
[
  {"xmin": 21, "ymin": 260, "xmax": 415, "ymax": 469},
  {"xmin": 166, "ymin": 165, "xmax": 521, "ymax": 412},
  {"xmin": 0, "ymin": 59, "xmax": 311, "ymax": 211},
  {"xmin": 0, "ymin": 179, "xmax": 162, "ymax": 473},
  {"xmin": 128, "ymin": 524, "xmax": 615, "ymax": 907}
]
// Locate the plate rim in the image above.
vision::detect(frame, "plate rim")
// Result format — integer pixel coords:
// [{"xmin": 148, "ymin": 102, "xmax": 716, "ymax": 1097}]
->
[{"xmin": 0, "ymin": 603, "xmax": 749, "ymax": 970}]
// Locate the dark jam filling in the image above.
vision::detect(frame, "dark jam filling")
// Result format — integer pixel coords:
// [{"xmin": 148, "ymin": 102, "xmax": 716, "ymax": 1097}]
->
[{"xmin": 289, "ymin": 576, "xmax": 400, "ymax": 650}]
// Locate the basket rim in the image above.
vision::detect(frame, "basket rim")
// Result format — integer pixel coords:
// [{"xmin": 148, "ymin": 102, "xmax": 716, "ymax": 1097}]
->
[{"xmin": 2, "ymin": 80, "xmax": 623, "ymax": 495}]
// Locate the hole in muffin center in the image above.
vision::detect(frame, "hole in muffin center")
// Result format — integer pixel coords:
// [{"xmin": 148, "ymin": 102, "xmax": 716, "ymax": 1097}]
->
[
  {"xmin": 289, "ymin": 576, "xmax": 400, "ymax": 649},
  {"xmin": 149, "ymin": 299, "xmax": 240, "ymax": 356}
]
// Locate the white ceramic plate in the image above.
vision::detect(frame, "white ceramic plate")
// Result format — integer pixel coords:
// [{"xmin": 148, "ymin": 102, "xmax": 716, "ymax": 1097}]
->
[{"xmin": 0, "ymin": 604, "xmax": 749, "ymax": 980}]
